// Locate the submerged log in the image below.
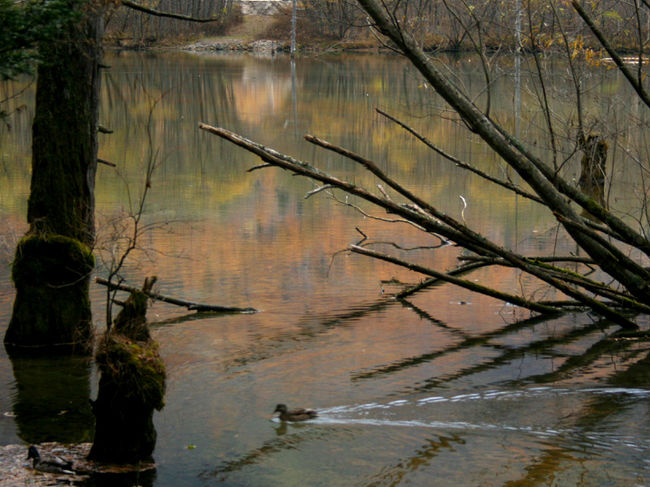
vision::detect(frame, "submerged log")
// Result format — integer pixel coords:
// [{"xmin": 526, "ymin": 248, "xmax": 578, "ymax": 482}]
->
[
  {"xmin": 96, "ymin": 277, "xmax": 257, "ymax": 313},
  {"xmin": 88, "ymin": 277, "xmax": 165, "ymax": 465}
]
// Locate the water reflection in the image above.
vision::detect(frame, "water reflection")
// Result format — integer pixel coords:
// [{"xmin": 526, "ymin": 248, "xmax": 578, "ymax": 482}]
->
[
  {"xmin": 7, "ymin": 354, "xmax": 93, "ymax": 444},
  {"xmin": 1, "ymin": 51, "xmax": 649, "ymax": 486},
  {"xmin": 82, "ymin": 469, "xmax": 156, "ymax": 487},
  {"xmin": 204, "ymin": 385, "xmax": 650, "ymax": 486}
]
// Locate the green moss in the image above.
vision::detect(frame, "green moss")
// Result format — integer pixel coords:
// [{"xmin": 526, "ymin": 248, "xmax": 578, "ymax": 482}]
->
[
  {"xmin": 96, "ymin": 335, "xmax": 166, "ymax": 410},
  {"xmin": 113, "ymin": 289, "xmax": 150, "ymax": 341},
  {"xmin": 12, "ymin": 233, "xmax": 94, "ymax": 287},
  {"xmin": 5, "ymin": 232, "xmax": 94, "ymax": 353}
]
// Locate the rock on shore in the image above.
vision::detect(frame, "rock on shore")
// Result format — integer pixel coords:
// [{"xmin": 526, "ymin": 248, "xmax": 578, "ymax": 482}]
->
[{"xmin": 183, "ymin": 38, "xmax": 286, "ymax": 54}]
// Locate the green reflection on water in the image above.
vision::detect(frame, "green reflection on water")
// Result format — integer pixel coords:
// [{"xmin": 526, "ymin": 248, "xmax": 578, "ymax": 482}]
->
[{"xmin": 8, "ymin": 354, "xmax": 94, "ymax": 444}]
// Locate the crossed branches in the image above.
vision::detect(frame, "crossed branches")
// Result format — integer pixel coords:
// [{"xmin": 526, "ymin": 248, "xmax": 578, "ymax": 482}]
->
[{"xmin": 200, "ymin": 118, "xmax": 646, "ymax": 330}]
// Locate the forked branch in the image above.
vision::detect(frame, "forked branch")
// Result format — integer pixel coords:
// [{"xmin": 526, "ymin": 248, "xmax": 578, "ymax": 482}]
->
[{"xmin": 199, "ymin": 123, "xmax": 639, "ymax": 329}]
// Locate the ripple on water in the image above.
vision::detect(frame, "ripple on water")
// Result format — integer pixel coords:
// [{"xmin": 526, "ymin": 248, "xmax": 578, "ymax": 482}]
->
[{"xmin": 313, "ymin": 386, "xmax": 650, "ymax": 451}]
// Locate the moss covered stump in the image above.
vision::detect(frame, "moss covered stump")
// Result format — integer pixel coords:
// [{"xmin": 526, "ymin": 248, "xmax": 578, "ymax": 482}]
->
[
  {"xmin": 4, "ymin": 234, "xmax": 94, "ymax": 354},
  {"xmin": 89, "ymin": 279, "xmax": 165, "ymax": 465}
]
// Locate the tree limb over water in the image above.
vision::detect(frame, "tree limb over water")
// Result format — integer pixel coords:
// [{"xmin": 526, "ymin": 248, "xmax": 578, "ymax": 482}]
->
[
  {"xmin": 96, "ymin": 277, "xmax": 257, "ymax": 314},
  {"xmin": 121, "ymin": 0, "xmax": 221, "ymax": 23},
  {"xmin": 199, "ymin": 123, "xmax": 643, "ymax": 329},
  {"xmin": 200, "ymin": 1, "xmax": 650, "ymax": 331}
]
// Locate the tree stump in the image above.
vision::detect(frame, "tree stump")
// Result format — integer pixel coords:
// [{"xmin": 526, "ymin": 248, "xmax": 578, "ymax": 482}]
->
[
  {"xmin": 88, "ymin": 277, "xmax": 165, "ymax": 464},
  {"xmin": 578, "ymin": 134, "xmax": 608, "ymax": 216}
]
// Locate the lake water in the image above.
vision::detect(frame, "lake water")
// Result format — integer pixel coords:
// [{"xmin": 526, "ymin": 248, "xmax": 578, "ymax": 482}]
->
[{"xmin": 1, "ymin": 51, "xmax": 649, "ymax": 486}]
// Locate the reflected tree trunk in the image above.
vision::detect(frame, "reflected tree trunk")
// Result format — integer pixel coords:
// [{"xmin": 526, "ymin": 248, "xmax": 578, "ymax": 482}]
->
[
  {"xmin": 578, "ymin": 134, "xmax": 608, "ymax": 212},
  {"xmin": 9, "ymin": 355, "xmax": 94, "ymax": 444}
]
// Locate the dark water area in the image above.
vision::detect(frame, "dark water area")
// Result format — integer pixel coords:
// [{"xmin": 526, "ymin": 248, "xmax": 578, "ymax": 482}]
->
[{"xmin": 0, "ymin": 51, "xmax": 649, "ymax": 486}]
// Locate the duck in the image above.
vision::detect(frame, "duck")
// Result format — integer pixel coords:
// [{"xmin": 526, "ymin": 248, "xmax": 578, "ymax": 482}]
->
[
  {"xmin": 273, "ymin": 403, "xmax": 317, "ymax": 422},
  {"xmin": 27, "ymin": 445, "xmax": 74, "ymax": 474}
]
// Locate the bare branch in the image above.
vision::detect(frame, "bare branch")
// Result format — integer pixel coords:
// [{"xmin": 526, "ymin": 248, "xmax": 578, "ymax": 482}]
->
[
  {"xmin": 305, "ymin": 184, "xmax": 333, "ymax": 199},
  {"xmin": 248, "ymin": 163, "xmax": 272, "ymax": 173},
  {"xmin": 201, "ymin": 122, "xmax": 643, "ymax": 328},
  {"xmin": 121, "ymin": 0, "xmax": 220, "ymax": 23},
  {"xmin": 97, "ymin": 277, "xmax": 256, "ymax": 313},
  {"xmin": 572, "ymin": 0, "xmax": 650, "ymax": 110},
  {"xmin": 97, "ymin": 158, "xmax": 116, "ymax": 167},
  {"xmin": 376, "ymin": 108, "xmax": 544, "ymax": 204},
  {"xmin": 356, "ymin": 0, "xmax": 650, "ymax": 301},
  {"xmin": 395, "ymin": 261, "xmax": 490, "ymax": 299},
  {"xmin": 350, "ymin": 245, "xmax": 560, "ymax": 314}
]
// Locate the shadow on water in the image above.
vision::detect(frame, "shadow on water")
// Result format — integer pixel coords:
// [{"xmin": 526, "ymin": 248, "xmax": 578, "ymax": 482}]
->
[
  {"xmin": 213, "ymin": 295, "xmax": 399, "ymax": 372},
  {"xmin": 80, "ymin": 470, "xmax": 157, "ymax": 487},
  {"xmin": 6, "ymin": 351, "xmax": 94, "ymax": 444},
  {"xmin": 360, "ymin": 433, "xmax": 466, "ymax": 487},
  {"xmin": 343, "ymin": 304, "xmax": 649, "ymax": 486},
  {"xmin": 202, "ymin": 298, "xmax": 649, "ymax": 485},
  {"xmin": 202, "ymin": 381, "xmax": 650, "ymax": 485},
  {"xmin": 351, "ymin": 298, "xmax": 647, "ymax": 394},
  {"xmin": 500, "ymin": 350, "xmax": 650, "ymax": 486},
  {"xmin": 4, "ymin": 350, "xmax": 159, "ymax": 487},
  {"xmin": 200, "ymin": 424, "xmax": 330, "ymax": 482}
]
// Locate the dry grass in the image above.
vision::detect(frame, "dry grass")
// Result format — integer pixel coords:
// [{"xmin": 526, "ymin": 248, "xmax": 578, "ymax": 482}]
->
[{"xmin": 225, "ymin": 14, "xmax": 276, "ymax": 39}]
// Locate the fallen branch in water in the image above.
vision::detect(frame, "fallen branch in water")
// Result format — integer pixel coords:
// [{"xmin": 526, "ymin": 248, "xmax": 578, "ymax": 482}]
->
[
  {"xmin": 198, "ymin": 123, "xmax": 640, "ymax": 329},
  {"xmin": 96, "ymin": 277, "xmax": 257, "ymax": 314}
]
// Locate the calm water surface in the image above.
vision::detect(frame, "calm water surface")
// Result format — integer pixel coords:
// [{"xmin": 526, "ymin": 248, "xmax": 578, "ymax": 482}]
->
[{"xmin": 0, "ymin": 51, "xmax": 649, "ymax": 486}]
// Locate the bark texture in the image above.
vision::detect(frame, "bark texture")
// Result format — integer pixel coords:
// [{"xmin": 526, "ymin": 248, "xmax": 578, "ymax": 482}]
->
[
  {"xmin": 5, "ymin": 1, "xmax": 105, "ymax": 353},
  {"xmin": 89, "ymin": 277, "xmax": 166, "ymax": 464}
]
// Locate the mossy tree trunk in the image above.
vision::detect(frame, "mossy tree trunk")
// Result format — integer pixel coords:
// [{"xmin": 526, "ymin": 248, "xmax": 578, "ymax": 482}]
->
[
  {"xmin": 4, "ymin": 1, "xmax": 107, "ymax": 354},
  {"xmin": 89, "ymin": 278, "xmax": 166, "ymax": 465}
]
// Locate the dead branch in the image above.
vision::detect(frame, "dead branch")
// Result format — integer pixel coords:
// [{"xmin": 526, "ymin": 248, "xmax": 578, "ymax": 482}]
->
[
  {"xmin": 395, "ymin": 261, "xmax": 491, "ymax": 299},
  {"xmin": 572, "ymin": 0, "xmax": 650, "ymax": 110},
  {"xmin": 199, "ymin": 124, "xmax": 640, "ymax": 328},
  {"xmin": 98, "ymin": 158, "xmax": 116, "ymax": 167},
  {"xmin": 198, "ymin": 124, "xmax": 473, "ymax": 245},
  {"xmin": 456, "ymin": 254, "xmax": 650, "ymax": 313},
  {"xmin": 374, "ymin": 108, "xmax": 544, "ymax": 204},
  {"xmin": 349, "ymin": 244, "xmax": 561, "ymax": 314},
  {"xmin": 96, "ymin": 277, "xmax": 257, "ymax": 314},
  {"xmin": 248, "ymin": 163, "xmax": 272, "ymax": 173},
  {"xmin": 458, "ymin": 255, "xmax": 594, "ymax": 264},
  {"xmin": 357, "ymin": 0, "xmax": 650, "ymax": 295},
  {"xmin": 121, "ymin": 1, "xmax": 220, "ymax": 22},
  {"xmin": 305, "ymin": 184, "xmax": 333, "ymax": 199}
]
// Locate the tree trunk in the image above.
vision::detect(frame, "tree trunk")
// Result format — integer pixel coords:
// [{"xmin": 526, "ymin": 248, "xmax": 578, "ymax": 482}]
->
[
  {"xmin": 89, "ymin": 278, "xmax": 165, "ymax": 465},
  {"xmin": 4, "ymin": 2, "xmax": 105, "ymax": 354},
  {"xmin": 578, "ymin": 134, "xmax": 607, "ymax": 214}
]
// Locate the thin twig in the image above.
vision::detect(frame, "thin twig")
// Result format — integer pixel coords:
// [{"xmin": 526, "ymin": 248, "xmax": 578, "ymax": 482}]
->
[
  {"xmin": 305, "ymin": 184, "xmax": 333, "ymax": 199},
  {"xmin": 375, "ymin": 108, "xmax": 544, "ymax": 204},
  {"xmin": 350, "ymin": 244, "xmax": 561, "ymax": 314}
]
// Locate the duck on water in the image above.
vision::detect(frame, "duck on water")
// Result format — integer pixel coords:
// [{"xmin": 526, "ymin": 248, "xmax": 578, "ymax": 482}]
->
[
  {"xmin": 272, "ymin": 404, "xmax": 318, "ymax": 422},
  {"xmin": 27, "ymin": 445, "xmax": 75, "ymax": 474}
]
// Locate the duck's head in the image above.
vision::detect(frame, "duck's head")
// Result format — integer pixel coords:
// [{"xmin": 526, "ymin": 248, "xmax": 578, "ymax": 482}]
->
[
  {"xmin": 273, "ymin": 404, "xmax": 288, "ymax": 414},
  {"xmin": 27, "ymin": 445, "xmax": 39, "ymax": 460}
]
